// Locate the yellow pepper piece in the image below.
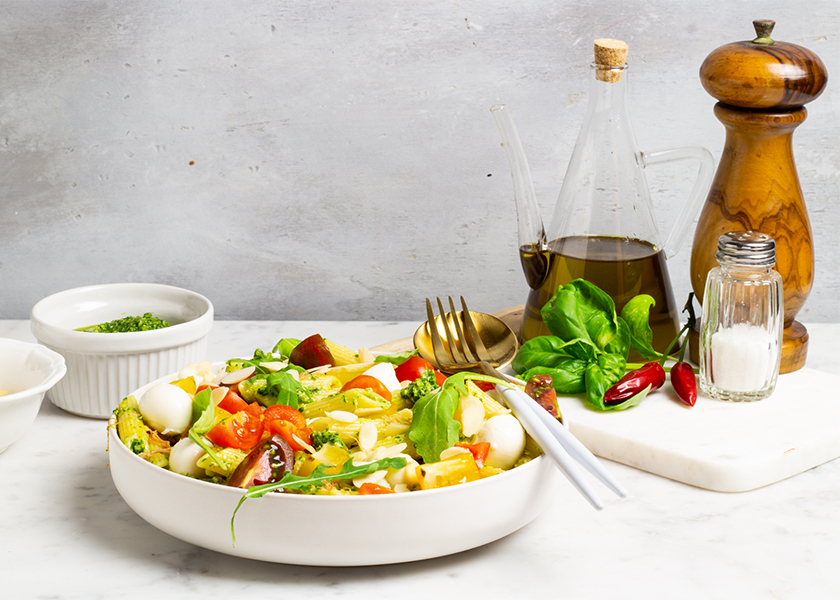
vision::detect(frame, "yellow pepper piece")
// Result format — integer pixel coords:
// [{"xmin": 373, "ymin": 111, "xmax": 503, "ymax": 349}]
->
[
  {"xmin": 170, "ymin": 377, "xmax": 197, "ymax": 395},
  {"xmin": 417, "ymin": 453, "xmax": 481, "ymax": 490}
]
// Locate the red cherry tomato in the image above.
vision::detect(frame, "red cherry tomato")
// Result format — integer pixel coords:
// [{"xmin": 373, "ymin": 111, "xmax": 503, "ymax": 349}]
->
[
  {"xmin": 263, "ymin": 404, "xmax": 306, "ymax": 428},
  {"xmin": 206, "ymin": 409, "xmax": 264, "ymax": 450},
  {"xmin": 198, "ymin": 383, "xmax": 260, "ymax": 416},
  {"xmin": 394, "ymin": 356, "xmax": 446, "ymax": 385},
  {"xmin": 358, "ymin": 482, "xmax": 395, "ymax": 495},
  {"xmin": 218, "ymin": 388, "xmax": 254, "ymax": 414},
  {"xmin": 341, "ymin": 375, "xmax": 392, "ymax": 401},
  {"xmin": 455, "ymin": 442, "xmax": 492, "ymax": 467},
  {"xmin": 263, "ymin": 404, "xmax": 312, "ymax": 452},
  {"xmin": 472, "ymin": 381, "xmax": 496, "ymax": 393}
]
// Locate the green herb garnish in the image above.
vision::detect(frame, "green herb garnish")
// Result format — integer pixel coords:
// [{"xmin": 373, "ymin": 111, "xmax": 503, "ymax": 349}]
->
[{"xmin": 76, "ymin": 312, "xmax": 170, "ymax": 333}]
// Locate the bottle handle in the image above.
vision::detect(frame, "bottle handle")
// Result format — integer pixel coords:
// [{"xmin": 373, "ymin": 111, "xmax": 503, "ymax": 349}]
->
[{"xmin": 639, "ymin": 146, "xmax": 715, "ymax": 259}]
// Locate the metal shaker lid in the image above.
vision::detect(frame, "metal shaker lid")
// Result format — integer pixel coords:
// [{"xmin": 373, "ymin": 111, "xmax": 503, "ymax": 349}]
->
[{"xmin": 716, "ymin": 231, "xmax": 777, "ymax": 266}]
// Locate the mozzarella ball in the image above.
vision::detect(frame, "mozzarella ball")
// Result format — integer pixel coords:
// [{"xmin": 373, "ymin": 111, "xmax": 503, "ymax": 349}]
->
[
  {"xmin": 169, "ymin": 438, "xmax": 206, "ymax": 478},
  {"xmin": 138, "ymin": 383, "xmax": 193, "ymax": 435},
  {"xmin": 474, "ymin": 414, "xmax": 526, "ymax": 470},
  {"xmin": 363, "ymin": 362, "xmax": 402, "ymax": 392}
]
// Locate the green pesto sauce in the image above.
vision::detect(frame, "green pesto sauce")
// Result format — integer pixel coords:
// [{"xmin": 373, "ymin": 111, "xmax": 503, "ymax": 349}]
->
[{"xmin": 76, "ymin": 312, "xmax": 170, "ymax": 333}]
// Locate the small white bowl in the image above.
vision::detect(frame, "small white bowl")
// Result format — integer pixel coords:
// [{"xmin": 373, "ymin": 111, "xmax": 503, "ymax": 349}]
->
[
  {"xmin": 30, "ymin": 283, "xmax": 213, "ymax": 419},
  {"xmin": 0, "ymin": 339, "xmax": 67, "ymax": 453}
]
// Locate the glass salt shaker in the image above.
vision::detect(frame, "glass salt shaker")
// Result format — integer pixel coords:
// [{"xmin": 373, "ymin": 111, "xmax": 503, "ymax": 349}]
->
[{"xmin": 699, "ymin": 231, "xmax": 784, "ymax": 401}]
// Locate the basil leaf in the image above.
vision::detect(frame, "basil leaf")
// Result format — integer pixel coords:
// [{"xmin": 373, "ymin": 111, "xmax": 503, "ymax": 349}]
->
[
  {"xmin": 520, "ymin": 364, "xmax": 587, "ymax": 394},
  {"xmin": 542, "ymin": 280, "xmax": 624, "ymax": 355},
  {"xmin": 374, "ymin": 349, "xmax": 419, "ymax": 365},
  {"xmin": 621, "ymin": 295, "xmax": 664, "ymax": 360},
  {"xmin": 584, "ymin": 353, "xmax": 626, "ymax": 410},
  {"xmin": 610, "ymin": 383, "xmax": 652, "ymax": 411}
]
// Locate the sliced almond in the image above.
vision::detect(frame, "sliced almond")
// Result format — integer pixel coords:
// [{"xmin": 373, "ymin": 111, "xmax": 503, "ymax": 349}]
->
[
  {"xmin": 358, "ymin": 421, "xmax": 378, "ymax": 453},
  {"xmin": 457, "ymin": 395, "xmax": 486, "ymax": 437},
  {"xmin": 221, "ymin": 366, "xmax": 256, "ymax": 385},
  {"xmin": 460, "ymin": 406, "xmax": 485, "ymax": 437},
  {"xmin": 368, "ymin": 443, "xmax": 407, "ymax": 461},
  {"xmin": 211, "ymin": 386, "xmax": 229, "ymax": 406},
  {"xmin": 352, "ymin": 470, "xmax": 388, "ymax": 488},
  {"xmin": 383, "ymin": 422, "xmax": 410, "ymax": 436},
  {"xmin": 326, "ymin": 410, "xmax": 358, "ymax": 423},
  {"xmin": 260, "ymin": 361, "xmax": 288, "ymax": 372}
]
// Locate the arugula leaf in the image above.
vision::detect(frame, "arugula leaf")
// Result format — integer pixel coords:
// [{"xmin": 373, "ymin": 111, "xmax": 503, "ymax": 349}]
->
[
  {"xmin": 408, "ymin": 372, "xmax": 507, "ymax": 463},
  {"xmin": 621, "ymin": 295, "xmax": 664, "ymax": 361},
  {"xmin": 230, "ymin": 457, "xmax": 408, "ymax": 545},
  {"xmin": 259, "ymin": 370, "xmax": 308, "ymax": 408},
  {"xmin": 408, "ymin": 385, "xmax": 460, "ymax": 463},
  {"xmin": 272, "ymin": 338, "xmax": 301, "ymax": 360},
  {"xmin": 187, "ymin": 387, "xmax": 227, "ymax": 470}
]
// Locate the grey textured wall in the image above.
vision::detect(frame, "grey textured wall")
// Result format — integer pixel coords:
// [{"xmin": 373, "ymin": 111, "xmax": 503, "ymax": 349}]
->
[{"xmin": 2, "ymin": 1, "xmax": 838, "ymax": 322}]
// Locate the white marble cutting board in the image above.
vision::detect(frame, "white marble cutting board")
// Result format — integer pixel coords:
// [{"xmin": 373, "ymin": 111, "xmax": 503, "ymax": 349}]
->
[{"xmin": 557, "ymin": 367, "xmax": 840, "ymax": 492}]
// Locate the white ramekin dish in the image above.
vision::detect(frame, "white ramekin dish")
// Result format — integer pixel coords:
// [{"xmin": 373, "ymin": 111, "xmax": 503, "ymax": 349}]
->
[
  {"xmin": 108, "ymin": 368, "xmax": 562, "ymax": 565},
  {"xmin": 0, "ymin": 339, "xmax": 67, "ymax": 453},
  {"xmin": 30, "ymin": 283, "xmax": 213, "ymax": 419}
]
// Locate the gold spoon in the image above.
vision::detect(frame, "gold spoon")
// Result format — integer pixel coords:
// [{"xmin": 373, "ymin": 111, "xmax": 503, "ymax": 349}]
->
[{"xmin": 413, "ymin": 296, "xmax": 519, "ymax": 374}]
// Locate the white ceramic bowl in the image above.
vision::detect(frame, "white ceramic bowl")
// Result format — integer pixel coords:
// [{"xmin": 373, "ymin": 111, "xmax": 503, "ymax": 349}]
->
[
  {"xmin": 30, "ymin": 283, "xmax": 213, "ymax": 419},
  {"xmin": 107, "ymin": 371, "xmax": 562, "ymax": 566},
  {"xmin": 0, "ymin": 339, "xmax": 67, "ymax": 453}
]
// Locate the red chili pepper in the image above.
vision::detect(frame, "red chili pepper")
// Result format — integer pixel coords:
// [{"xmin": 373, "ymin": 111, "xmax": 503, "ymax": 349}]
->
[
  {"xmin": 671, "ymin": 361, "xmax": 697, "ymax": 407},
  {"xmin": 604, "ymin": 362, "xmax": 666, "ymax": 406}
]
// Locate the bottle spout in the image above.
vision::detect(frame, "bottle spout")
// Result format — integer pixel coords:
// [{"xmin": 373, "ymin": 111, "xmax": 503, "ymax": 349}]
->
[{"xmin": 491, "ymin": 104, "xmax": 547, "ymax": 256}]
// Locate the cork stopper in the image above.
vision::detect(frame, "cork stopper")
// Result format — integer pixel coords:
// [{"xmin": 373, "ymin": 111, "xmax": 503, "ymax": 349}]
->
[{"xmin": 594, "ymin": 38, "xmax": 628, "ymax": 82}]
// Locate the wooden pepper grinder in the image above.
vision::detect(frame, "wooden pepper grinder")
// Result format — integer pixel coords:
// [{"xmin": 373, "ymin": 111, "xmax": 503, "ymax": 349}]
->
[{"xmin": 690, "ymin": 20, "xmax": 828, "ymax": 373}]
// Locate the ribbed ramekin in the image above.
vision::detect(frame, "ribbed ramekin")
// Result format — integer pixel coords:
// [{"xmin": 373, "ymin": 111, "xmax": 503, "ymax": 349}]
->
[{"xmin": 30, "ymin": 283, "xmax": 213, "ymax": 419}]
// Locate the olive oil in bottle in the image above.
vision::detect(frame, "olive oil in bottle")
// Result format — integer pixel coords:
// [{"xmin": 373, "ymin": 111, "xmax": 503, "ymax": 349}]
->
[{"xmin": 519, "ymin": 236, "xmax": 680, "ymax": 358}]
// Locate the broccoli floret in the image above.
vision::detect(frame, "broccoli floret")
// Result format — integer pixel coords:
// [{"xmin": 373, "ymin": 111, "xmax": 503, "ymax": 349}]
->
[
  {"xmin": 310, "ymin": 430, "xmax": 346, "ymax": 451},
  {"xmin": 401, "ymin": 368, "xmax": 440, "ymax": 404}
]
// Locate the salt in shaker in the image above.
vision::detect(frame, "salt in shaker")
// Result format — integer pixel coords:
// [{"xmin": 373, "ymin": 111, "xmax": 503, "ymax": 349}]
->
[{"xmin": 699, "ymin": 231, "xmax": 784, "ymax": 401}]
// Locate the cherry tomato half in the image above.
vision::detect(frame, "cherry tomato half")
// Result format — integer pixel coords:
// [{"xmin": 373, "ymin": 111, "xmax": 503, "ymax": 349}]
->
[
  {"xmin": 358, "ymin": 482, "xmax": 395, "ymax": 495},
  {"xmin": 455, "ymin": 442, "xmax": 492, "ymax": 468},
  {"xmin": 206, "ymin": 409, "xmax": 264, "ymax": 450},
  {"xmin": 263, "ymin": 404, "xmax": 312, "ymax": 452},
  {"xmin": 472, "ymin": 381, "xmax": 496, "ymax": 393},
  {"xmin": 394, "ymin": 356, "xmax": 446, "ymax": 385},
  {"xmin": 341, "ymin": 375, "xmax": 392, "ymax": 401}
]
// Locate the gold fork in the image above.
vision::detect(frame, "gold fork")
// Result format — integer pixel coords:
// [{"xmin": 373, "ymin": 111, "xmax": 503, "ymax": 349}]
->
[{"xmin": 424, "ymin": 296, "xmax": 492, "ymax": 373}]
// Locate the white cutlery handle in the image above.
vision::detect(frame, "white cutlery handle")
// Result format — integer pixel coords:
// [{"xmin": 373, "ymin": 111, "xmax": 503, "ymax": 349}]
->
[{"xmin": 500, "ymin": 387, "xmax": 604, "ymax": 510}]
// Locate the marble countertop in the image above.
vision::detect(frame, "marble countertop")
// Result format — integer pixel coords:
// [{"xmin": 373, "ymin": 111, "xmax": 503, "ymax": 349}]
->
[{"xmin": 1, "ymin": 320, "xmax": 838, "ymax": 599}]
